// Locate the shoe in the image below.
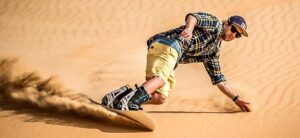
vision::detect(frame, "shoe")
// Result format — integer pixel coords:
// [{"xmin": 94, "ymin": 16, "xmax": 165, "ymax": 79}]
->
[
  {"xmin": 116, "ymin": 84, "xmax": 151, "ymax": 110},
  {"xmin": 101, "ymin": 85, "xmax": 132, "ymax": 109}
]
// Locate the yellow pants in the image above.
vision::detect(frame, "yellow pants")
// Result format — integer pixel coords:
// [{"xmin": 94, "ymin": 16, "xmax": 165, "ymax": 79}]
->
[{"xmin": 146, "ymin": 42, "xmax": 179, "ymax": 97}]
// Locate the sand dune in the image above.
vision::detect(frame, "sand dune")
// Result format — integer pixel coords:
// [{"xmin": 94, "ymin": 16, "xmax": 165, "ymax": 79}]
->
[{"xmin": 0, "ymin": 0, "xmax": 299, "ymax": 137}]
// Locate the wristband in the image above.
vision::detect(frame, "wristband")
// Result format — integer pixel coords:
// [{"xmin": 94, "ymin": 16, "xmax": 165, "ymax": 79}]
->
[{"xmin": 232, "ymin": 95, "xmax": 239, "ymax": 102}]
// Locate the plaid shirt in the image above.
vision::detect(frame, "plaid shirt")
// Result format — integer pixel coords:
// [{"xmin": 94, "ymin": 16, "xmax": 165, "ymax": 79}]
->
[{"xmin": 147, "ymin": 12, "xmax": 226, "ymax": 85}]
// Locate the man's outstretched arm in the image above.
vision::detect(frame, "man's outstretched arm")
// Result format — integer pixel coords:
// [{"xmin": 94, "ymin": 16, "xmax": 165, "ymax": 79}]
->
[
  {"xmin": 203, "ymin": 57, "xmax": 251, "ymax": 112},
  {"xmin": 216, "ymin": 81, "xmax": 251, "ymax": 112}
]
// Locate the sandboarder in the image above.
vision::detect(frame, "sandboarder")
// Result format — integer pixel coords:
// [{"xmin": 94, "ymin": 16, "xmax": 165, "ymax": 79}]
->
[{"xmin": 101, "ymin": 12, "xmax": 251, "ymax": 112}]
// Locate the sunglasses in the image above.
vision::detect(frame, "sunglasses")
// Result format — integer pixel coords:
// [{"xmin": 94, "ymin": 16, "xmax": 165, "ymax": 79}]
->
[{"xmin": 230, "ymin": 25, "xmax": 242, "ymax": 38}]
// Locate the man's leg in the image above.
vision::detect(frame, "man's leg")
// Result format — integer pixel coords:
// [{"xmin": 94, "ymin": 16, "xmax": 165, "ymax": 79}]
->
[
  {"xmin": 115, "ymin": 42, "xmax": 178, "ymax": 110},
  {"xmin": 143, "ymin": 76, "xmax": 167, "ymax": 105},
  {"xmin": 143, "ymin": 76, "xmax": 165, "ymax": 94},
  {"xmin": 115, "ymin": 76, "xmax": 165, "ymax": 110},
  {"xmin": 145, "ymin": 92, "xmax": 167, "ymax": 104},
  {"xmin": 100, "ymin": 76, "xmax": 165, "ymax": 109},
  {"xmin": 145, "ymin": 70, "xmax": 175, "ymax": 105}
]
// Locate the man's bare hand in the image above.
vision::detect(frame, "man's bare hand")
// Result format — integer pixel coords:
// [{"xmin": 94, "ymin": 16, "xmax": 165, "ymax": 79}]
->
[
  {"xmin": 181, "ymin": 28, "xmax": 193, "ymax": 41},
  {"xmin": 234, "ymin": 98, "xmax": 251, "ymax": 112}
]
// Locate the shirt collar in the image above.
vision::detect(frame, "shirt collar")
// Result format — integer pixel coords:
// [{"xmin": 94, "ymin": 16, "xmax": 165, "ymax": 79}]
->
[{"xmin": 218, "ymin": 21, "xmax": 225, "ymax": 37}]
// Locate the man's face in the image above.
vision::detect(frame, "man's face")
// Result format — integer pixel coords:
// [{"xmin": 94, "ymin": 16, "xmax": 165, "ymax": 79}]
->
[{"xmin": 221, "ymin": 24, "xmax": 243, "ymax": 41}]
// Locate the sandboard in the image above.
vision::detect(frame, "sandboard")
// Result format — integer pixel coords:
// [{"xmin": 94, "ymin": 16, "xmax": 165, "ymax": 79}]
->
[{"xmin": 89, "ymin": 98, "xmax": 155, "ymax": 131}]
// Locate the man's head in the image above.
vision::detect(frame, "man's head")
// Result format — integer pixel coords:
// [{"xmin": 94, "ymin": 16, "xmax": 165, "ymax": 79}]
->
[{"xmin": 221, "ymin": 15, "xmax": 248, "ymax": 41}]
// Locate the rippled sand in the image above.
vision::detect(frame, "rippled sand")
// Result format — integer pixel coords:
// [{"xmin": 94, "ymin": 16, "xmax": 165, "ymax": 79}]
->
[{"xmin": 0, "ymin": 0, "xmax": 299, "ymax": 137}]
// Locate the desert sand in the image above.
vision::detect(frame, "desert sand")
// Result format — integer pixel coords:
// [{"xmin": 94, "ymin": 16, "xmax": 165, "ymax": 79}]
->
[{"xmin": 0, "ymin": 0, "xmax": 299, "ymax": 137}]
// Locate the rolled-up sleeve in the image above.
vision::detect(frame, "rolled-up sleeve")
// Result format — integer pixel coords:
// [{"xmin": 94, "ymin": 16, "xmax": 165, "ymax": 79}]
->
[
  {"xmin": 203, "ymin": 58, "xmax": 226, "ymax": 85},
  {"xmin": 185, "ymin": 12, "xmax": 220, "ymax": 30}
]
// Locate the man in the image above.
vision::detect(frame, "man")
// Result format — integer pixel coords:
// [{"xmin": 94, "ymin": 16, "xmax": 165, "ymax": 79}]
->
[{"xmin": 101, "ymin": 12, "xmax": 251, "ymax": 112}]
